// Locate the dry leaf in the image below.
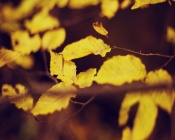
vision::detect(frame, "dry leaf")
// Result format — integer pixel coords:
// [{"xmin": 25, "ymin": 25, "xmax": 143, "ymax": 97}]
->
[{"xmin": 93, "ymin": 22, "xmax": 108, "ymax": 36}]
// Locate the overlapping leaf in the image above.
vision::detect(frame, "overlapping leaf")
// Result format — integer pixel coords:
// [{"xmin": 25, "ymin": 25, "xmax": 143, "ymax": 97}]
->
[
  {"xmin": 95, "ymin": 55, "xmax": 146, "ymax": 86},
  {"xmin": 75, "ymin": 68, "xmax": 97, "ymax": 88},
  {"xmin": 119, "ymin": 69, "xmax": 175, "ymax": 140},
  {"xmin": 31, "ymin": 82, "xmax": 76, "ymax": 116},
  {"xmin": 14, "ymin": 55, "xmax": 34, "ymax": 69},
  {"xmin": 11, "ymin": 30, "xmax": 41, "ymax": 54},
  {"xmin": 42, "ymin": 28, "xmax": 66, "ymax": 50},
  {"xmin": 50, "ymin": 51, "xmax": 76, "ymax": 84},
  {"xmin": 132, "ymin": 0, "xmax": 166, "ymax": 9},
  {"xmin": 2, "ymin": 84, "xmax": 33, "ymax": 111},
  {"xmin": 0, "ymin": 48, "xmax": 21, "ymax": 67},
  {"xmin": 62, "ymin": 36, "xmax": 111, "ymax": 60}
]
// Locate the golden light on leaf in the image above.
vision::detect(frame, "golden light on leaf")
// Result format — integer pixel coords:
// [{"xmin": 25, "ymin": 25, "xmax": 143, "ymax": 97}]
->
[
  {"xmin": 93, "ymin": 22, "xmax": 108, "ymax": 36},
  {"xmin": 95, "ymin": 55, "xmax": 146, "ymax": 86},
  {"xmin": 11, "ymin": 30, "xmax": 41, "ymax": 55},
  {"xmin": 68, "ymin": 0, "xmax": 100, "ymax": 9},
  {"xmin": 100, "ymin": 0, "xmax": 119, "ymax": 19},
  {"xmin": 131, "ymin": 0, "xmax": 166, "ymax": 9},
  {"xmin": 0, "ymin": 48, "xmax": 21, "ymax": 67},
  {"xmin": 25, "ymin": 9, "xmax": 60, "ymax": 34},
  {"xmin": 75, "ymin": 68, "xmax": 97, "ymax": 88},
  {"xmin": 166, "ymin": 26, "xmax": 175, "ymax": 45},
  {"xmin": 14, "ymin": 55, "xmax": 34, "ymax": 70},
  {"xmin": 50, "ymin": 51, "xmax": 77, "ymax": 84},
  {"xmin": 31, "ymin": 82, "xmax": 76, "ymax": 116},
  {"xmin": 119, "ymin": 69, "xmax": 175, "ymax": 140},
  {"xmin": 42, "ymin": 28, "xmax": 66, "ymax": 50},
  {"xmin": 57, "ymin": 0, "xmax": 69, "ymax": 8},
  {"xmin": 2, "ymin": 84, "xmax": 33, "ymax": 111},
  {"xmin": 62, "ymin": 36, "xmax": 111, "ymax": 60}
]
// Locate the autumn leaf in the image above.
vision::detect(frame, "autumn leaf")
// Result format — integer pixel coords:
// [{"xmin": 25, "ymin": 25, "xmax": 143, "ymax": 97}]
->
[
  {"xmin": 50, "ymin": 51, "xmax": 76, "ymax": 84},
  {"xmin": 57, "ymin": 0, "xmax": 69, "ymax": 8},
  {"xmin": 11, "ymin": 30, "xmax": 41, "ymax": 55},
  {"xmin": 2, "ymin": 84, "xmax": 33, "ymax": 111},
  {"xmin": 166, "ymin": 26, "xmax": 175, "ymax": 45},
  {"xmin": 25, "ymin": 9, "xmax": 60, "ymax": 34},
  {"xmin": 93, "ymin": 22, "xmax": 108, "ymax": 36},
  {"xmin": 132, "ymin": 0, "xmax": 166, "ymax": 9},
  {"xmin": 0, "ymin": 48, "xmax": 21, "ymax": 67},
  {"xmin": 14, "ymin": 55, "xmax": 34, "ymax": 69},
  {"xmin": 42, "ymin": 28, "xmax": 66, "ymax": 50},
  {"xmin": 119, "ymin": 69, "xmax": 174, "ymax": 140},
  {"xmin": 62, "ymin": 36, "xmax": 111, "ymax": 60},
  {"xmin": 100, "ymin": 0, "xmax": 119, "ymax": 19},
  {"xmin": 75, "ymin": 68, "xmax": 97, "ymax": 88},
  {"xmin": 68, "ymin": 0, "xmax": 100, "ymax": 9},
  {"xmin": 95, "ymin": 55, "xmax": 146, "ymax": 86},
  {"xmin": 31, "ymin": 82, "xmax": 76, "ymax": 116}
]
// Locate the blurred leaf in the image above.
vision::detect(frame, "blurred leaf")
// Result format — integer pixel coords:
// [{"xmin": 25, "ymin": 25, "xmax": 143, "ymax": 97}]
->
[
  {"xmin": 93, "ymin": 22, "xmax": 108, "ymax": 36},
  {"xmin": 75, "ymin": 68, "xmax": 97, "ymax": 88},
  {"xmin": 11, "ymin": 30, "xmax": 41, "ymax": 55},
  {"xmin": 25, "ymin": 9, "xmax": 60, "ymax": 34},
  {"xmin": 2, "ymin": 84, "xmax": 33, "ymax": 111},
  {"xmin": 68, "ymin": 0, "xmax": 100, "ymax": 9},
  {"xmin": 95, "ymin": 55, "xmax": 146, "ymax": 86},
  {"xmin": 132, "ymin": 0, "xmax": 166, "ymax": 9},
  {"xmin": 42, "ymin": 28, "xmax": 66, "ymax": 50},
  {"xmin": 166, "ymin": 26, "xmax": 175, "ymax": 45},
  {"xmin": 101, "ymin": 0, "xmax": 119, "ymax": 19},
  {"xmin": 62, "ymin": 36, "xmax": 111, "ymax": 60},
  {"xmin": 119, "ymin": 69, "xmax": 175, "ymax": 140},
  {"xmin": 57, "ymin": 0, "xmax": 69, "ymax": 8},
  {"xmin": 50, "ymin": 51, "xmax": 76, "ymax": 84},
  {"xmin": 0, "ymin": 48, "xmax": 20, "ymax": 67},
  {"xmin": 14, "ymin": 55, "xmax": 34, "ymax": 69},
  {"xmin": 122, "ymin": 127, "xmax": 131, "ymax": 140},
  {"xmin": 31, "ymin": 82, "xmax": 76, "ymax": 116},
  {"xmin": 121, "ymin": 0, "xmax": 132, "ymax": 9}
]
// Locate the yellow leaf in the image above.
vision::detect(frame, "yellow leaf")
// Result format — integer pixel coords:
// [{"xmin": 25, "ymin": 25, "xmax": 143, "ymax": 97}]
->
[
  {"xmin": 132, "ymin": 0, "xmax": 166, "ymax": 9},
  {"xmin": 95, "ymin": 55, "xmax": 146, "ymax": 86},
  {"xmin": 118, "ymin": 93, "xmax": 141, "ymax": 126},
  {"xmin": 166, "ymin": 26, "xmax": 175, "ymax": 45},
  {"xmin": 14, "ymin": 55, "xmax": 34, "ymax": 69},
  {"xmin": 146, "ymin": 69, "xmax": 174, "ymax": 113},
  {"xmin": 50, "ymin": 51, "xmax": 76, "ymax": 84},
  {"xmin": 132, "ymin": 95, "xmax": 158, "ymax": 140},
  {"xmin": 0, "ymin": 48, "xmax": 20, "ymax": 67},
  {"xmin": 57, "ymin": 0, "xmax": 69, "ymax": 8},
  {"xmin": 75, "ymin": 68, "xmax": 97, "ymax": 88},
  {"xmin": 68, "ymin": 0, "xmax": 100, "ymax": 9},
  {"xmin": 25, "ymin": 9, "xmax": 60, "ymax": 34},
  {"xmin": 11, "ymin": 30, "xmax": 41, "ymax": 55},
  {"xmin": 31, "ymin": 82, "xmax": 76, "ymax": 116},
  {"xmin": 62, "ymin": 36, "xmax": 111, "ymax": 60},
  {"xmin": 2, "ymin": 84, "xmax": 33, "ymax": 111},
  {"xmin": 100, "ymin": 0, "xmax": 119, "ymax": 19},
  {"xmin": 122, "ymin": 127, "xmax": 131, "ymax": 140},
  {"xmin": 93, "ymin": 22, "xmax": 108, "ymax": 36},
  {"xmin": 42, "ymin": 28, "xmax": 66, "ymax": 50},
  {"xmin": 121, "ymin": 0, "xmax": 132, "ymax": 9}
]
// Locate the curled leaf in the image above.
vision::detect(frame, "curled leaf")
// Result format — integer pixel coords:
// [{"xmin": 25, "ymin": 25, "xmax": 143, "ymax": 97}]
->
[
  {"xmin": 31, "ymin": 82, "xmax": 76, "ymax": 116},
  {"xmin": 2, "ymin": 84, "xmax": 33, "ymax": 111},
  {"xmin": 93, "ymin": 22, "xmax": 108, "ymax": 36},
  {"xmin": 50, "ymin": 51, "xmax": 76, "ymax": 84},
  {"xmin": 0, "ymin": 48, "xmax": 20, "ymax": 67},
  {"xmin": 42, "ymin": 28, "xmax": 66, "ymax": 50},
  {"xmin": 95, "ymin": 55, "xmax": 146, "ymax": 86},
  {"xmin": 75, "ymin": 68, "xmax": 97, "ymax": 88},
  {"xmin": 62, "ymin": 36, "xmax": 111, "ymax": 60},
  {"xmin": 11, "ymin": 30, "xmax": 41, "ymax": 54}
]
